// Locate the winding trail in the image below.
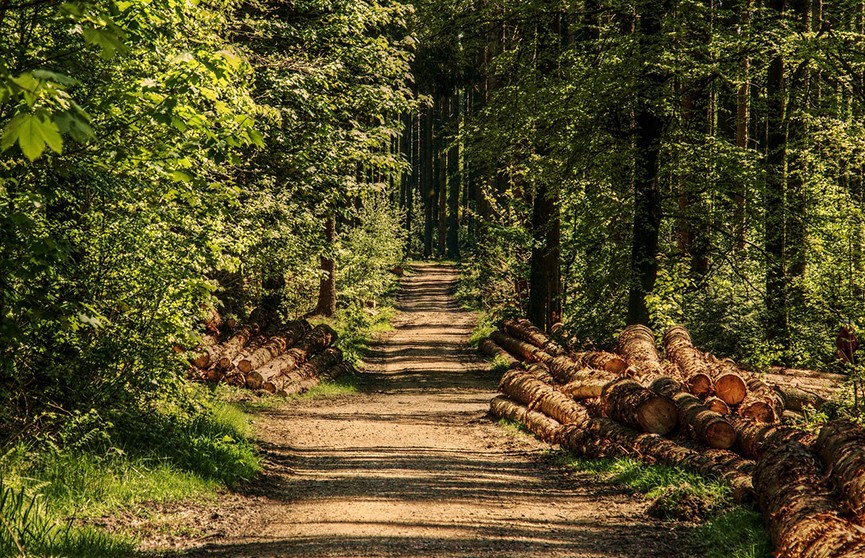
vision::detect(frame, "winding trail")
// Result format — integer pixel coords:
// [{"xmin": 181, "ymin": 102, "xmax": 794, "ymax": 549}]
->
[{"xmin": 179, "ymin": 263, "xmax": 693, "ymax": 557}]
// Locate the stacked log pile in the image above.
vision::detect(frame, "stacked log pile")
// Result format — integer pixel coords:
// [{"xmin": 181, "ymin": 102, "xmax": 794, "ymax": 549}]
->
[
  {"xmin": 479, "ymin": 320, "xmax": 865, "ymax": 557},
  {"xmin": 188, "ymin": 319, "xmax": 354, "ymax": 396}
]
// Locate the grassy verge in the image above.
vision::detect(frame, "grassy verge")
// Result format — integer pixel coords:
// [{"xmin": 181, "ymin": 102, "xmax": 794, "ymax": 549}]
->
[
  {"xmin": 0, "ymin": 384, "xmax": 261, "ymax": 556},
  {"xmin": 557, "ymin": 454, "xmax": 771, "ymax": 558}
]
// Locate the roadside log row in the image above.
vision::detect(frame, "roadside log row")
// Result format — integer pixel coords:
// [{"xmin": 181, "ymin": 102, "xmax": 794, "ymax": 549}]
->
[
  {"xmin": 489, "ymin": 386, "xmax": 753, "ymax": 502},
  {"xmin": 189, "ymin": 320, "xmax": 351, "ymax": 398}
]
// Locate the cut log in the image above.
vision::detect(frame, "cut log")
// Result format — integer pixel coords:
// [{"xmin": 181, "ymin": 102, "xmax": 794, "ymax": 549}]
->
[
  {"xmin": 665, "ymin": 326, "xmax": 746, "ymax": 403},
  {"xmin": 602, "ymin": 378, "xmax": 678, "ymax": 436},
  {"xmin": 662, "ymin": 326, "xmax": 715, "ymax": 398},
  {"xmin": 501, "ymin": 318, "xmax": 566, "ymax": 356},
  {"xmin": 738, "ymin": 376, "xmax": 784, "ymax": 422},
  {"xmin": 190, "ymin": 334, "xmax": 219, "ymax": 369},
  {"xmin": 490, "ymin": 330, "xmax": 539, "ymax": 362},
  {"xmin": 703, "ymin": 396, "xmax": 730, "ymax": 415},
  {"xmin": 573, "ymin": 351, "xmax": 629, "ymax": 375},
  {"xmin": 616, "ymin": 324, "xmax": 665, "ymax": 376},
  {"xmin": 649, "ymin": 377, "xmax": 736, "ymax": 450},
  {"xmin": 815, "ymin": 420, "xmax": 865, "ymax": 522},
  {"xmin": 773, "ymin": 383, "xmax": 829, "ymax": 412},
  {"xmin": 754, "ymin": 439, "xmax": 865, "ymax": 558},
  {"xmin": 490, "ymin": 395, "xmax": 563, "ymax": 443},
  {"xmin": 237, "ymin": 321, "xmax": 311, "ymax": 373},
  {"xmin": 215, "ymin": 327, "xmax": 254, "ymax": 369},
  {"xmin": 478, "ymin": 338, "xmax": 520, "ymax": 368}
]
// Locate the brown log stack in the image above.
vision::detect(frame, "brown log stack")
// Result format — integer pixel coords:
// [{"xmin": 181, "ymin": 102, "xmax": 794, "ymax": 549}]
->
[
  {"xmin": 815, "ymin": 420, "xmax": 865, "ymax": 522},
  {"xmin": 649, "ymin": 377, "xmax": 736, "ymax": 450},
  {"xmin": 237, "ymin": 321, "xmax": 311, "ymax": 373},
  {"xmin": 245, "ymin": 324, "xmax": 336, "ymax": 389},
  {"xmin": 215, "ymin": 327, "xmax": 255, "ymax": 370}
]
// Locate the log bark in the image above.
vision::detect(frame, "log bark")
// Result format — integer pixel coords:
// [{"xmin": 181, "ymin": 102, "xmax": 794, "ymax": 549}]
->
[
  {"xmin": 649, "ymin": 377, "xmax": 736, "ymax": 450},
  {"xmin": 768, "ymin": 366, "xmax": 847, "ymax": 383},
  {"xmin": 728, "ymin": 415, "xmax": 815, "ymax": 459},
  {"xmin": 501, "ymin": 319, "xmax": 565, "ymax": 356},
  {"xmin": 616, "ymin": 324, "xmax": 665, "ymax": 376},
  {"xmin": 490, "ymin": 330, "xmax": 540, "ymax": 362},
  {"xmin": 237, "ymin": 321, "xmax": 311, "ymax": 373},
  {"xmin": 815, "ymin": 420, "xmax": 865, "ymax": 522},
  {"xmin": 754, "ymin": 439, "xmax": 865, "ymax": 558},
  {"xmin": 489, "ymin": 395, "xmax": 563, "ymax": 443},
  {"xmin": 738, "ymin": 375, "xmax": 785, "ymax": 422},
  {"xmin": 215, "ymin": 327, "xmax": 254, "ymax": 370},
  {"xmin": 498, "ymin": 368, "xmax": 586, "ymax": 426},
  {"xmin": 478, "ymin": 338, "xmax": 520, "ymax": 368},
  {"xmin": 265, "ymin": 347, "xmax": 343, "ymax": 393},
  {"xmin": 662, "ymin": 326, "xmax": 715, "ymax": 398},
  {"xmin": 772, "ymin": 384, "xmax": 828, "ymax": 412}
]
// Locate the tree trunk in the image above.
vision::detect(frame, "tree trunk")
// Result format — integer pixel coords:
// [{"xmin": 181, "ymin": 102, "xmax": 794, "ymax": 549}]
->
[
  {"xmin": 446, "ymin": 93, "xmax": 461, "ymax": 258},
  {"xmin": 314, "ymin": 214, "xmax": 337, "ymax": 317},
  {"xmin": 627, "ymin": 1, "xmax": 669, "ymax": 325},
  {"xmin": 765, "ymin": 0, "xmax": 789, "ymax": 350},
  {"xmin": 734, "ymin": 0, "xmax": 752, "ymax": 250},
  {"xmin": 422, "ymin": 105, "xmax": 435, "ymax": 258}
]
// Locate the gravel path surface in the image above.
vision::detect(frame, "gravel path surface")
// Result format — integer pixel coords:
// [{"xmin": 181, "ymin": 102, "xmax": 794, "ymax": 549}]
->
[{"xmin": 160, "ymin": 263, "xmax": 693, "ymax": 557}]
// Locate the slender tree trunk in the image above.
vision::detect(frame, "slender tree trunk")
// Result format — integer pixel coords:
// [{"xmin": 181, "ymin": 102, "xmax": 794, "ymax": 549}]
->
[
  {"xmin": 422, "ymin": 105, "xmax": 435, "ymax": 258},
  {"xmin": 627, "ymin": 1, "xmax": 669, "ymax": 325},
  {"xmin": 446, "ymin": 93, "xmax": 461, "ymax": 258},
  {"xmin": 314, "ymin": 213, "xmax": 337, "ymax": 317},
  {"xmin": 734, "ymin": 0, "xmax": 751, "ymax": 251},
  {"xmin": 527, "ymin": 13, "xmax": 563, "ymax": 331},
  {"xmin": 765, "ymin": 0, "xmax": 789, "ymax": 348}
]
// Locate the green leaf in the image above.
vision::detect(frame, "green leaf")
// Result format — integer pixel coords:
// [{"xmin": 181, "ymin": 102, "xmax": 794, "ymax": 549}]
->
[{"xmin": 14, "ymin": 114, "xmax": 63, "ymax": 160}]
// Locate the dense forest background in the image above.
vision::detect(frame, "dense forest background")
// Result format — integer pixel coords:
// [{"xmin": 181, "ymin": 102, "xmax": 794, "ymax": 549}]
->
[{"xmin": 4, "ymin": 0, "xmax": 865, "ymax": 442}]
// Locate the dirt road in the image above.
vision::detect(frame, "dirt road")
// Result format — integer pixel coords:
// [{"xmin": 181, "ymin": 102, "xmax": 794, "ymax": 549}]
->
[{"xmin": 175, "ymin": 263, "xmax": 692, "ymax": 557}]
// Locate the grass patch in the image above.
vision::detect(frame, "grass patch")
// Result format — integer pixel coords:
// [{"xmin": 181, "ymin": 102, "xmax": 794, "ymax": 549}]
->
[
  {"xmin": 295, "ymin": 372, "xmax": 361, "ymax": 400},
  {"xmin": 558, "ymin": 453, "xmax": 771, "ymax": 557},
  {"xmin": 496, "ymin": 418, "xmax": 532, "ymax": 436},
  {"xmin": 468, "ymin": 311, "xmax": 496, "ymax": 347},
  {"xmin": 0, "ymin": 383, "xmax": 261, "ymax": 555}
]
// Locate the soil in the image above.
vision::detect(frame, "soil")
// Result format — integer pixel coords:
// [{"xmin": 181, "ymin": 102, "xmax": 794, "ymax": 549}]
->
[{"xmin": 141, "ymin": 263, "xmax": 697, "ymax": 557}]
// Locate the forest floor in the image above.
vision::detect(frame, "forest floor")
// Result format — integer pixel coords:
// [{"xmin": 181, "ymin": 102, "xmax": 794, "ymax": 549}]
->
[{"xmin": 137, "ymin": 263, "xmax": 698, "ymax": 557}]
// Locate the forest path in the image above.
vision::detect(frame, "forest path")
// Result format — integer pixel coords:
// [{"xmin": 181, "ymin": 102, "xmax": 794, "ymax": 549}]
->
[{"xmin": 176, "ymin": 263, "xmax": 693, "ymax": 557}]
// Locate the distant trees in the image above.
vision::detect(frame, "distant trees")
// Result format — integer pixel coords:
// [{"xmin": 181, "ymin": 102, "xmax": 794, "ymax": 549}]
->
[{"xmin": 407, "ymin": 0, "xmax": 865, "ymax": 367}]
